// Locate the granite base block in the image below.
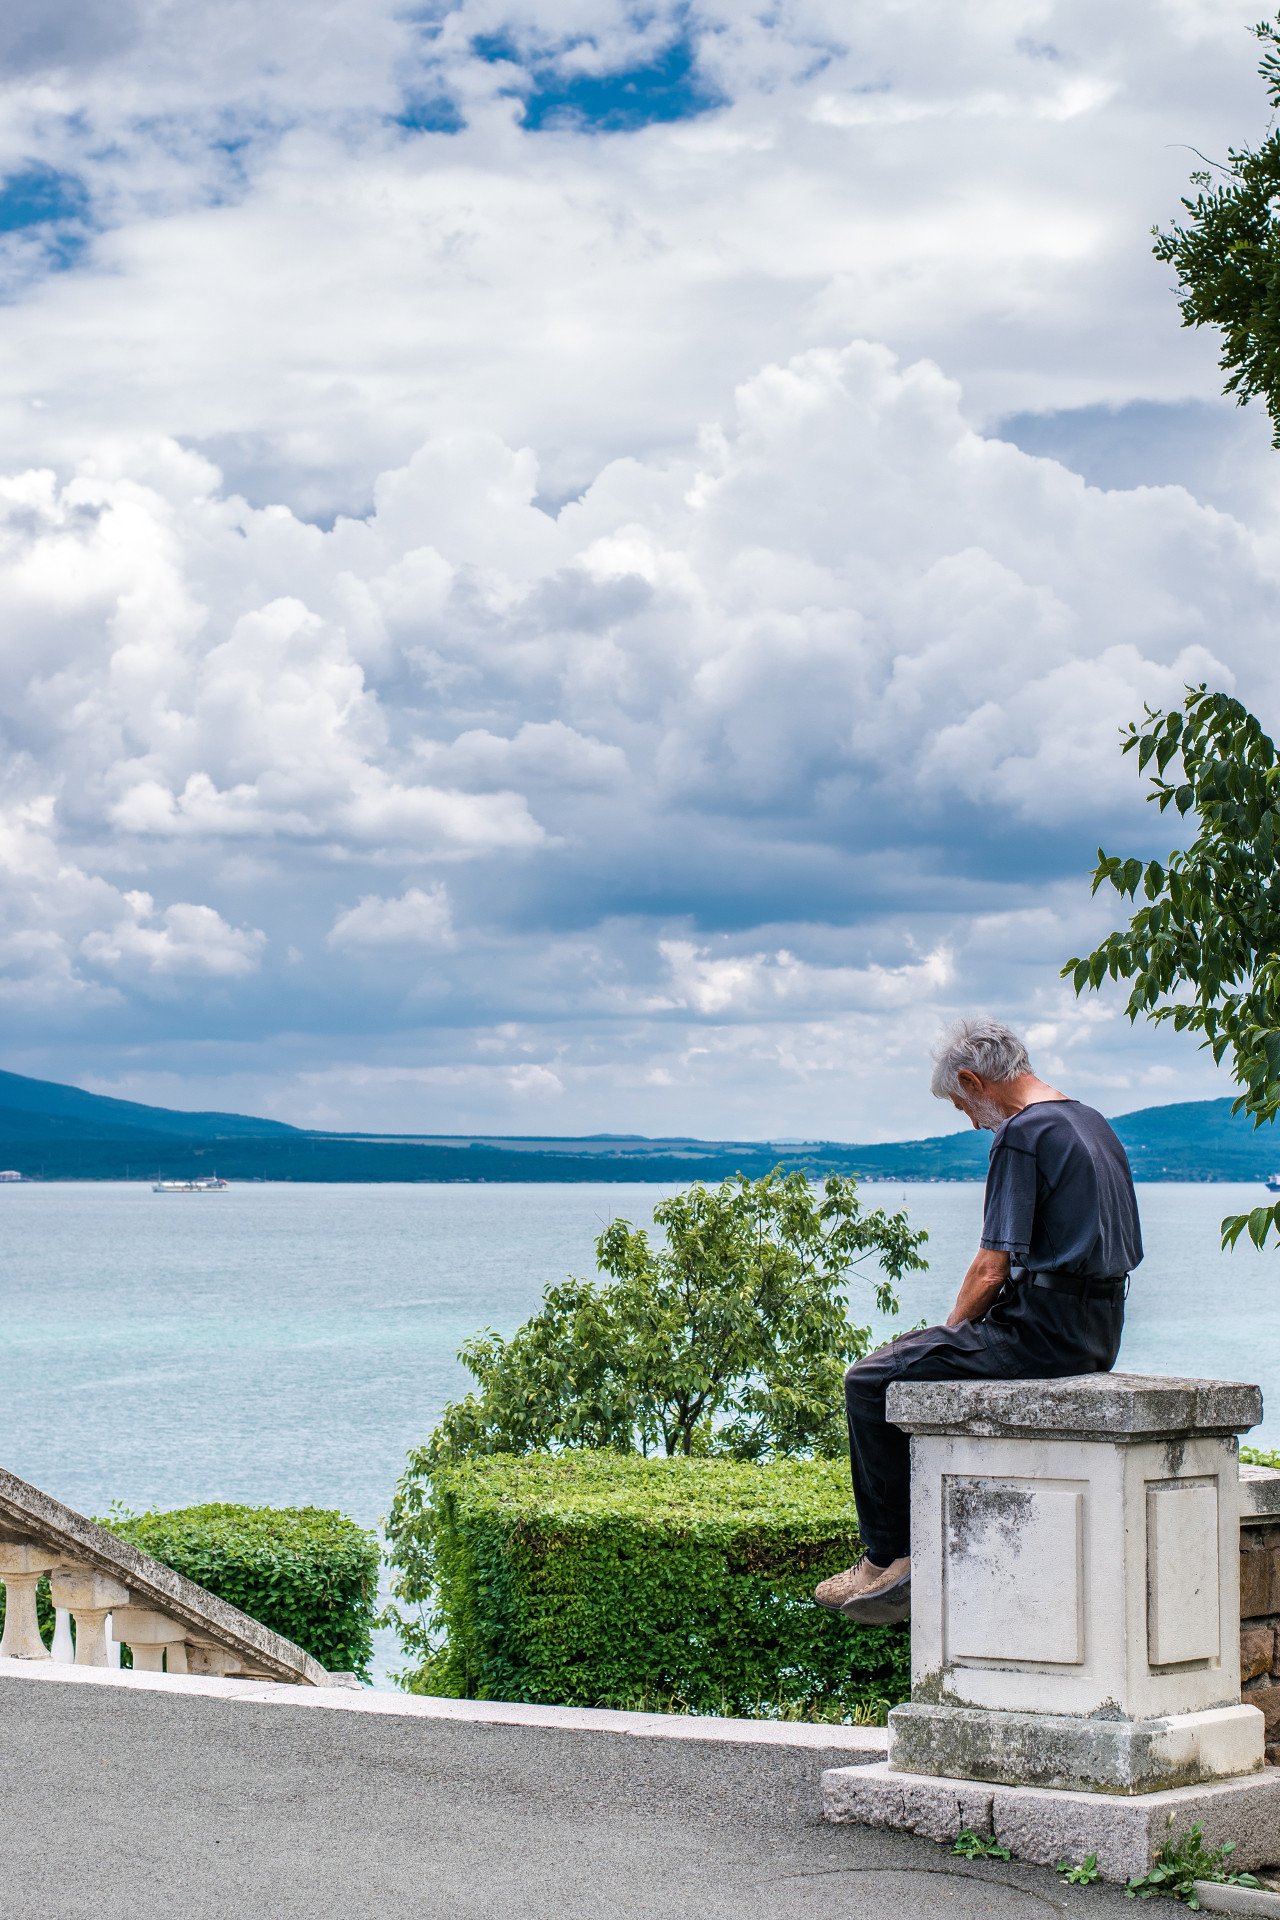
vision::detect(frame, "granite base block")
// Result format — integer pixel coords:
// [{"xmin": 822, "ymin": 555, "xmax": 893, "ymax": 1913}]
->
[
  {"xmin": 822, "ymin": 1760, "xmax": 1280, "ymax": 1885},
  {"xmin": 888, "ymin": 1701, "xmax": 1265, "ymax": 1794}
]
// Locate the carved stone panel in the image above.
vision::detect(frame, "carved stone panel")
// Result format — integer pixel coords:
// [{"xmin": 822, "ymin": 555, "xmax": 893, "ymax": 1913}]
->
[
  {"xmin": 1146, "ymin": 1478, "xmax": 1220, "ymax": 1668},
  {"xmin": 943, "ymin": 1476, "xmax": 1084, "ymax": 1667}
]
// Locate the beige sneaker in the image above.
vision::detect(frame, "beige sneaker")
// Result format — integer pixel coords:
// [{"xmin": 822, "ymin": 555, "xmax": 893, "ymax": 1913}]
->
[{"xmin": 814, "ymin": 1555, "xmax": 911, "ymax": 1624}]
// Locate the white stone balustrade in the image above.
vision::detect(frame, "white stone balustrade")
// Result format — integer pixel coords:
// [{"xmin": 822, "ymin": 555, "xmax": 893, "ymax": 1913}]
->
[
  {"xmin": 0, "ymin": 1546, "xmax": 312, "ymax": 1677},
  {"xmin": 0, "ymin": 1463, "xmax": 330, "ymax": 1688}
]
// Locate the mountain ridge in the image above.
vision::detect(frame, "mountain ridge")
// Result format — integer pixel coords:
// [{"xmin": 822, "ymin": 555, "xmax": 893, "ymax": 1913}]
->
[{"xmin": 0, "ymin": 1069, "xmax": 1274, "ymax": 1183}]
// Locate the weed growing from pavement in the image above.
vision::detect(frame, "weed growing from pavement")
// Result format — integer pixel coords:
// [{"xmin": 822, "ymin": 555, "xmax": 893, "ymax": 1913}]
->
[
  {"xmin": 1125, "ymin": 1824, "xmax": 1258, "ymax": 1907},
  {"xmin": 1057, "ymin": 1854, "xmax": 1100, "ymax": 1886},
  {"xmin": 951, "ymin": 1829, "xmax": 1011, "ymax": 1861}
]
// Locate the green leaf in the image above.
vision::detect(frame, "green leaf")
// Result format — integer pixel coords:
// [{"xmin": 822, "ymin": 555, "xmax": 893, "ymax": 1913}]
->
[
  {"xmin": 1222, "ymin": 1213, "xmax": 1251, "ymax": 1251},
  {"xmin": 1248, "ymin": 1205, "xmax": 1279, "ymax": 1249}
]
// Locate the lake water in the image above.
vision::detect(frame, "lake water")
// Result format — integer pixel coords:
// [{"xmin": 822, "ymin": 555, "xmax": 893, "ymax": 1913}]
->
[{"xmin": 2, "ymin": 1179, "xmax": 1277, "ymax": 1682}]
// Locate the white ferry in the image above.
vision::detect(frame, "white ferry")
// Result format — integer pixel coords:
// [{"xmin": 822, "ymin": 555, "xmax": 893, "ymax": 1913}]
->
[
  {"xmin": 152, "ymin": 1176, "xmax": 229, "ymax": 1193},
  {"xmin": 1268, "ymin": 1173, "xmax": 1280, "ymax": 1193}
]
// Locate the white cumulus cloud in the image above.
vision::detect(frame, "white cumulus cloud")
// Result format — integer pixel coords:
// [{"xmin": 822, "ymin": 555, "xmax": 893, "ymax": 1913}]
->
[
  {"xmin": 3, "ymin": 0, "xmax": 1280, "ymax": 1133},
  {"xmin": 80, "ymin": 892, "xmax": 266, "ymax": 979},
  {"xmin": 327, "ymin": 884, "xmax": 455, "ymax": 949}
]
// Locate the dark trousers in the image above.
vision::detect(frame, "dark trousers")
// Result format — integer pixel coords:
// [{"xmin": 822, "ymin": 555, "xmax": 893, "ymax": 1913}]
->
[{"xmin": 845, "ymin": 1298, "xmax": 1123, "ymax": 1564}]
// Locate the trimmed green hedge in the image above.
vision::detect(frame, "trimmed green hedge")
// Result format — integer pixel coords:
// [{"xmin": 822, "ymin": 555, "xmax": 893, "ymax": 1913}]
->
[
  {"xmin": 392, "ymin": 1453, "xmax": 908, "ymax": 1718},
  {"xmin": 105, "ymin": 1504, "xmax": 379, "ymax": 1679}
]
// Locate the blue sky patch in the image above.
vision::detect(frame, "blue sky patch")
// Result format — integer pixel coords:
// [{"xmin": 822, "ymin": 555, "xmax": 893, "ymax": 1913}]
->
[
  {"xmin": 0, "ymin": 163, "xmax": 89, "ymax": 233},
  {"xmin": 0, "ymin": 165, "xmax": 91, "ymax": 274},
  {"xmin": 472, "ymin": 30, "xmax": 725, "ymax": 132},
  {"xmin": 395, "ymin": 93, "xmax": 467, "ymax": 134},
  {"xmin": 994, "ymin": 397, "xmax": 1273, "ymax": 520}
]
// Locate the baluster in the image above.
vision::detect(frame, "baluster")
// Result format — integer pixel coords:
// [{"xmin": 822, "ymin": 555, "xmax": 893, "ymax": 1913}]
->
[
  {"xmin": 0, "ymin": 1543, "xmax": 55, "ymax": 1659},
  {"xmin": 185, "ymin": 1640, "xmax": 241, "ymax": 1677},
  {"xmin": 51, "ymin": 1607, "xmax": 74, "ymax": 1664},
  {"xmin": 49, "ymin": 1569, "xmax": 132, "ymax": 1667},
  {"xmin": 112, "ymin": 1606, "xmax": 190, "ymax": 1675}
]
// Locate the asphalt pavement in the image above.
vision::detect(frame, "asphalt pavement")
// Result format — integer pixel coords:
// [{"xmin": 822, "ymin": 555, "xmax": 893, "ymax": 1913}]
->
[{"xmin": 0, "ymin": 1674, "xmax": 1136, "ymax": 1918}]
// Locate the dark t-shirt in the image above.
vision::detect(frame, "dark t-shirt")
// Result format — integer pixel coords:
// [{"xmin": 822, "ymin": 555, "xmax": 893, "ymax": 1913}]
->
[{"xmin": 980, "ymin": 1099, "xmax": 1143, "ymax": 1279}]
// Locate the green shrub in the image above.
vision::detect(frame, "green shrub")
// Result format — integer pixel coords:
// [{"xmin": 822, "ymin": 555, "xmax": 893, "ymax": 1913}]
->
[
  {"xmin": 388, "ymin": 1451, "xmax": 909, "ymax": 1717},
  {"xmin": 1241, "ymin": 1445, "xmax": 1280, "ymax": 1468},
  {"xmin": 104, "ymin": 1504, "xmax": 380, "ymax": 1679}
]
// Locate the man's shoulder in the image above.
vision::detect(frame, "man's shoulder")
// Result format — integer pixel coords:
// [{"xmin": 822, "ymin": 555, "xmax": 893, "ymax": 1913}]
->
[{"xmin": 996, "ymin": 1100, "xmax": 1110, "ymax": 1147}]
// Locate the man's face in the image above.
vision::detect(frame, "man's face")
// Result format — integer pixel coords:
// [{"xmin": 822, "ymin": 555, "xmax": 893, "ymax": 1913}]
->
[{"xmin": 950, "ymin": 1082, "xmax": 1007, "ymax": 1131}]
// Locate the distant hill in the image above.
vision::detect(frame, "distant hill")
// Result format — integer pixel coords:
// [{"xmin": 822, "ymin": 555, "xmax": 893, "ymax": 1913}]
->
[
  {"xmin": 0, "ymin": 1069, "xmax": 1274, "ymax": 1183},
  {"xmin": 0, "ymin": 1069, "xmax": 300, "ymax": 1144}
]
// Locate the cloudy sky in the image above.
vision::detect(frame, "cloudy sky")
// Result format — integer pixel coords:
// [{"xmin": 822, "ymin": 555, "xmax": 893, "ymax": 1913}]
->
[{"xmin": 3, "ymin": 0, "xmax": 1280, "ymax": 1142}]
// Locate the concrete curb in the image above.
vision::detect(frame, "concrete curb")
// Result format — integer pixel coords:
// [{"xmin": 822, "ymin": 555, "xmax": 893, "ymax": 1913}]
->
[
  {"xmin": 1194, "ymin": 1885, "xmax": 1280, "ymax": 1916},
  {"xmin": 0, "ymin": 1656, "xmax": 890, "ymax": 1755}
]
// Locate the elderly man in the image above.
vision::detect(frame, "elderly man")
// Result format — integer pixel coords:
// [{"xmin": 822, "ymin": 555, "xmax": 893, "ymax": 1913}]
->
[{"xmin": 815, "ymin": 1016, "xmax": 1142, "ymax": 1626}]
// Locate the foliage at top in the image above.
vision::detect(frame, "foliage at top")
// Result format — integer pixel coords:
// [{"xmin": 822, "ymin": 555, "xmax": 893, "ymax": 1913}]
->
[
  {"xmin": 1153, "ymin": 16, "xmax": 1280, "ymax": 445},
  {"xmin": 423, "ymin": 1169, "xmax": 927, "ymax": 1469},
  {"xmin": 1063, "ymin": 686, "xmax": 1280, "ymax": 1249}
]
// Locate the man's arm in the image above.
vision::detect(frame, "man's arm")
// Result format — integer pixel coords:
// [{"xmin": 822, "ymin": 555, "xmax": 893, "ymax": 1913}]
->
[{"xmin": 946, "ymin": 1248, "xmax": 1011, "ymax": 1327}]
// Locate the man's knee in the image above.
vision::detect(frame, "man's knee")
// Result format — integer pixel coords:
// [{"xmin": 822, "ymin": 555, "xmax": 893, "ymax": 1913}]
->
[{"xmin": 845, "ymin": 1345, "xmax": 899, "ymax": 1404}]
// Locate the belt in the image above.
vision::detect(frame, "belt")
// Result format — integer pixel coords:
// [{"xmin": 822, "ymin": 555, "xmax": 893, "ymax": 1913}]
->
[{"xmin": 1026, "ymin": 1272, "xmax": 1127, "ymax": 1299}]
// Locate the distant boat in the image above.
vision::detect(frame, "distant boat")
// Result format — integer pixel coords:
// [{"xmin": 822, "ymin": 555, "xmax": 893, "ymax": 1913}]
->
[
  {"xmin": 0, "ymin": 1169, "xmax": 22, "ymax": 1182},
  {"xmin": 152, "ymin": 1176, "xmax": 228, "ymax": 1193},
  {"xmin": 1268, "ymin": 1173, "xmax": 1280, "ymax": 1194}
]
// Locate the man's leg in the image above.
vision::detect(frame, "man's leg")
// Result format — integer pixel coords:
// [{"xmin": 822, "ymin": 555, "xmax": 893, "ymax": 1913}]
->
[
  {"xmin": 817, "ymin": 1322, "xmax": 1017, "ymax": 1622},
  {"xmin": 843, "ymin": 1340, "xmax": 915, "ymax": 1565}
]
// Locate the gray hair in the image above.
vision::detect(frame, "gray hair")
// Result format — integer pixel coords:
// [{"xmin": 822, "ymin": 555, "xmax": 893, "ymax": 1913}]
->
[{"xmin": 930, "ymin": 1017, "xmax": 1032, "ymax": 1099}]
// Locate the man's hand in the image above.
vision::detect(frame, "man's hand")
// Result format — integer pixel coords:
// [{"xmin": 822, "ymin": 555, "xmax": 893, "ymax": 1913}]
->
[{"xmin": 946, "ymin": 1248, "xmax": 1011, "ymax": 1327}]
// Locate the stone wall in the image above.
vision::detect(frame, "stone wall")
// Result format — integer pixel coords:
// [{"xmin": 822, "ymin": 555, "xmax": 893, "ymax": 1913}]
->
[
  {"xmin": 1239, "ymin": 1468, "xmax": 1280, "ymax": 1763},
  {"xmin": 1241, "ymin": 1516, "xmax": 1280, "ymax": 1762}
]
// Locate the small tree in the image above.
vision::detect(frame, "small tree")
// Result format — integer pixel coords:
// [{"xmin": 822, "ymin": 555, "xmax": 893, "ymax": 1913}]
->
[
  {"xmin": 385, "ymin": 1169, "xmax": 926, "ymax": 1675},
  {"xmin": 1063, "ymin": 685, "xmax": 1280, "ymax": 1249},
  {"xmin": 414, "ymin": 1169, "xmax": 926, "ymax": 1467}
]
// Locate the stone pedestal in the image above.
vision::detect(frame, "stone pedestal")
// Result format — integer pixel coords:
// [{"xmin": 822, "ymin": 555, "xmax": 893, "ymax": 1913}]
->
[
  {"xmin": 823, "ymin": 1374, "xmax": 1280, "ymax": 1884},
  {"xmin": 884, "ymin": 1373, "xmax": 1264, "ymax": 1794}
]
